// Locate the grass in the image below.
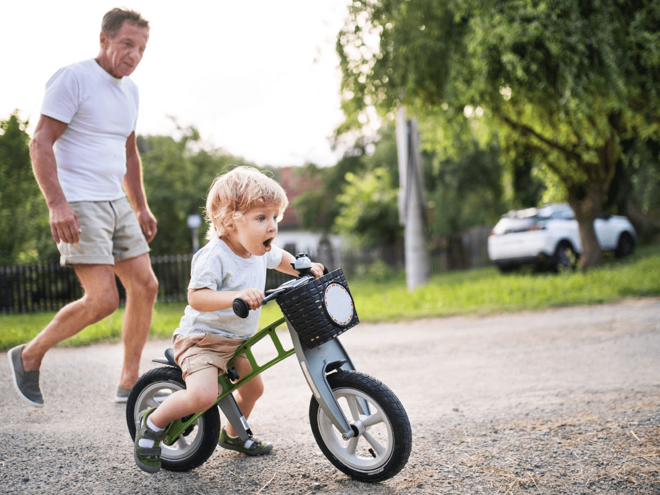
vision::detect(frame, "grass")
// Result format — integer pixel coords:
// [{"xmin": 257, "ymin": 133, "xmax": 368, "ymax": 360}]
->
[{"xmin": 1, "ymin": 244, "xmax": 659, "ymax": 352}]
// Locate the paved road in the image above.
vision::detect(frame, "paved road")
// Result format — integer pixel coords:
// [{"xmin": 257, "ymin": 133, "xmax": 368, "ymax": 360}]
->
[{"xmin": 1, "ymin": 298, "xmax": 659, "ymax": 494}]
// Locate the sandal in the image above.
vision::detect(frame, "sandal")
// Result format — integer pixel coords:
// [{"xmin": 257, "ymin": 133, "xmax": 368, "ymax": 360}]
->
[
  {"xmin": 218, "ymin": 428, "xmax": 273, "ymax": 456},
  {"xmin": 134, "ymin": 407, "xmax": 167, "ymax": 473}
]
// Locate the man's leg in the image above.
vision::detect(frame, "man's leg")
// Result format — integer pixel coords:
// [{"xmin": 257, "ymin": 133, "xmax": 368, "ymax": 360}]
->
[
  {"xmin": 21, "ymin": 264, "xmax": 120, "ymax": 372},
  {"xmin": 113, "ymin": 253, "xmax": 158, "ymax": 390}
]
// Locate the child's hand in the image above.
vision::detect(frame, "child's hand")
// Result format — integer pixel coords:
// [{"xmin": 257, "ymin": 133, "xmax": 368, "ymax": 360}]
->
[
  {"xmin": 236, "ymin": 288, "xmax": 265, "ymax": 310},
  {"xmin": 310, "ymin": 263, "xmax": 325, "ymax": 279}
]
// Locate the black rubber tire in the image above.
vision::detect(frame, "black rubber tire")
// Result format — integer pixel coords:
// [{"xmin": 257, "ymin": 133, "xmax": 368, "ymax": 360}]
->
[
  {"xmin": 309, "ymin": 370, "xmax": 412, "ymax": 483},
  {"xmin": 126, "ymin": 367, "xmax": 220, "ymax": 472},
  {"xmin": 553, "ymin": 241, "xmax": 577, "ymax": 272},
  {"xmin": 615, "ymin": 232, "xmax": 635, "ymax": 258},
  {"xmin": 497, "ymin": 263, "xmax": 519, "ymax": 274}
]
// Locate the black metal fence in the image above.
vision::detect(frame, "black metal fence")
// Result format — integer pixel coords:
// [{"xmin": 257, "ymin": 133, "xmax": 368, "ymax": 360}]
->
[
  {"xmin": 0, "ymin": 228, "xmax": 490, "ymax": 314},
  {"xmin": 0, "ymin": 254, "xmax": 301, "ymax": 314}
]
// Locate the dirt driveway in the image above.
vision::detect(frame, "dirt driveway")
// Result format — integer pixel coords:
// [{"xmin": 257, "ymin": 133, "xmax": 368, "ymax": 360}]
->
[{"xmin": 1, "ymin": 297, "xmax": 659, "ymax": 494}]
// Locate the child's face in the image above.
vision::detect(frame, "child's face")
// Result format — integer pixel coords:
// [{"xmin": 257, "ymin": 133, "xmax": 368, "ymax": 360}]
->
[{"xmin": 223, "ymin": 204, "xmax": 281, "ymax": 258}]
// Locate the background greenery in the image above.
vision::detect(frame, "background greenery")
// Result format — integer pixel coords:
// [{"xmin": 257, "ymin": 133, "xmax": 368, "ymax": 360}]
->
[
  {"xmin": 334, "ymin": 0, "xmax": 660, "ymax": 268},
  {"xmin": 1, "ymin": 244, "xmax": 657, "ymax": 352}
]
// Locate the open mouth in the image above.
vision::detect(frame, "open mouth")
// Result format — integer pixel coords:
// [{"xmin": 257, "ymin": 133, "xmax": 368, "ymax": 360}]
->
[{"xmin": 263, "ymin": 238, "xmax": 272, "ymax": 248}]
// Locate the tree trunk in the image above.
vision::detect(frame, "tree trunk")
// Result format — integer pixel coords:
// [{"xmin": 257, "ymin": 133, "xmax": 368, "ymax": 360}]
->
[
  {"xmin": 569, "ymin": 183, "xmax": 606, "ymax": 272},
  {"xmin": 568, "ymin": 117, "xmax": 621, "ymax": 272}
]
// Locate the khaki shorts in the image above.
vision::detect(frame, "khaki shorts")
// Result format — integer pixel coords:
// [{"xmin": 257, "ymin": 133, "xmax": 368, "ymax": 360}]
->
[
  {"xmin": 173, "ymin": 333, "xmax": 247, "ymax": 381},
  {"xmin": 57, "ymin": 197, "xmax": 150, "ymax": 266}
]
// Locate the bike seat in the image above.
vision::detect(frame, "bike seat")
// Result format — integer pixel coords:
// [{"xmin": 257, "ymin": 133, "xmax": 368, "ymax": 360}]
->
[{"xmin": 152, "ymin": 348, "xmax": 180, "ymax": 369}]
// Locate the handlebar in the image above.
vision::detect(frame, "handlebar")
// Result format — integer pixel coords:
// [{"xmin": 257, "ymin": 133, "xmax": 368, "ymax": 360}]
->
[{"xmin": 232, "ymin": 270, "xmax": 318, "ymax": 319}]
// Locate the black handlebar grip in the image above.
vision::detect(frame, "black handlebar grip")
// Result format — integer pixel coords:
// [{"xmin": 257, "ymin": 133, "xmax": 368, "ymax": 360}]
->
[{"xmin": 232, "ymin": 298, "xmax": 250, "ymax": 319}]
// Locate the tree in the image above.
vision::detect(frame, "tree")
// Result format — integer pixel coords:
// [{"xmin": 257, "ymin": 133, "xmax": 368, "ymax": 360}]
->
[
  {"xmin": 0, "ymin": 112, "xmax": 56, "ymax": 265},
  {"xmin": 337, "ymin": 0, "xmax": 660, "ymax": 270},
  {"xmin": 138, "ymin": 127, "xmax": 259, "ymax": 256},
  {"xmin": 334, "ymin": 167, "xmax": 402, "ymax": 248},
  {"xmin": 294, "ymin": 153, "xmax": 369, "ymax": 234}
]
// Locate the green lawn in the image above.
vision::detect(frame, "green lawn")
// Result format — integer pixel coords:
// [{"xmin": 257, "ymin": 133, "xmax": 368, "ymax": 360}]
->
[{"xmin": 1, "ymin": 244, "xmax": 659, "ymax": 352}]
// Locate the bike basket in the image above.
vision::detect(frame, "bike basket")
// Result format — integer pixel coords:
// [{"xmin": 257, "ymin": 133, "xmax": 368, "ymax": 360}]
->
[{"xmin": 276, "ymin": 268, "xmax": 359, "ymax": 348}]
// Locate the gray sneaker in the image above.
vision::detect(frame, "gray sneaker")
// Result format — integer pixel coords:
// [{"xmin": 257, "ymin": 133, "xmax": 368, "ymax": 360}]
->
[
  {"xmin": 115, "ymin": 385, "xmax": 131, "ymax": 403},
  {"xmin": 7, "ymin": 345, "xmax": 44, "ymax": 407}
]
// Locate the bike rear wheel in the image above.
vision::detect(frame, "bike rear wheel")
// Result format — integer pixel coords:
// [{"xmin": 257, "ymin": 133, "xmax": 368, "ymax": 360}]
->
[
  {"xmin": 126, "ymin": 367, "xmax": 220, "ymax": 472},
  {"xmin": 309, "ymin": 370, "xmax": 412, "ymax": 482}
]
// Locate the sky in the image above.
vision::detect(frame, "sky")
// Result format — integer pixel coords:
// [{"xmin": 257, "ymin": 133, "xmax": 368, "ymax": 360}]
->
[{"xmin": 0, "ymin": 1, "xmax": 352, "ymax": 167}]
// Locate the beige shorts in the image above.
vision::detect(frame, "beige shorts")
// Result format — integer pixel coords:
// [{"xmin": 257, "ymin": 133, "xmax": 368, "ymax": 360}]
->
[
  {"xmin": 173, "ymin": 333, "xmax": 247, "ymax": 381},
  {"xmin": 57, "ymin": 197, "xmax": 150, "ymax": 266}
]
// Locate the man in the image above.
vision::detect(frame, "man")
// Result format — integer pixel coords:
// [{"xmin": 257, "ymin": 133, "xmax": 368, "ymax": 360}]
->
[{"xmin": 7, "ymin": 8, "xmax": 159, "ymax": 407}]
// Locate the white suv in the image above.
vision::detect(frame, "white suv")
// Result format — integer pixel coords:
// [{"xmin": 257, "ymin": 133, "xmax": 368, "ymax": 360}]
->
[{"xmin": 487, "ymin": 203, "xmax": 636, "ymax": 272}]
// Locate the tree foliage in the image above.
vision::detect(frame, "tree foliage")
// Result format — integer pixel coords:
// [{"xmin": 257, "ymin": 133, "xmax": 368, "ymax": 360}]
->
[
  {"xmin": 296, "ymin": 124, "xmax": 507, "ymax": 247},
  {"xmin": 337, "ymin": 0, "xmax": 660, "ymax": 269},
  {"xmin": 138, "ymin": 127, "xmax": 258, "ymax": 256},
  {"xmin": 0, "ymin": 112, "xmax": 56, "ymax": 265},
  {"xmin": 334, "ymin": 167, "xmax": 401, "ymax": 247}
]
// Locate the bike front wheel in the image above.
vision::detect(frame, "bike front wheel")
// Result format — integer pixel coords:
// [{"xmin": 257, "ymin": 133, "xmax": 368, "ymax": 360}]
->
[
  {"xmin": 309, "ymin": 370, "xmax": 412, "ymax": 482},
  {"xmin": 126, "ymin": 366, "xmax": 220, "ymax": 472}
]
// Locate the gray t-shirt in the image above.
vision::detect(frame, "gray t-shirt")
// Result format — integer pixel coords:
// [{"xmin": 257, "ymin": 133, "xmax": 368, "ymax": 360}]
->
[{"xmin": 174, "ymin": 237, "xmax": 284, "ymax": 339}]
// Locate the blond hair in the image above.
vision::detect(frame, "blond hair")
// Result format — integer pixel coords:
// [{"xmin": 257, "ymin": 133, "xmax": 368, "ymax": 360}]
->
[{"xmin": 205, "ymin": 166, "xmax": 288, "ymax": 239}]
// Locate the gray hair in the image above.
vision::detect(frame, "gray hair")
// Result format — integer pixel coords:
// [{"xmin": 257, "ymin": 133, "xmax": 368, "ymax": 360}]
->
[{"xmin": 101, "ymin": 8, "xmax": 149, "ymax": 38}]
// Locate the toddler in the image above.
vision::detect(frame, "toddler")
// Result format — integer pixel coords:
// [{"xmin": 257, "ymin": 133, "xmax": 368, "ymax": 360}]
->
[{"xmin": 134, "ymin": 166, "xmax": 324, "ymax": 473}]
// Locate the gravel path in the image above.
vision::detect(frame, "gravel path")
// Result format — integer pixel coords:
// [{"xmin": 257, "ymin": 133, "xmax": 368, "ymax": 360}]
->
[{"xmin": 1, "ymin": 297, "xmax": 659, "ymax": 494}]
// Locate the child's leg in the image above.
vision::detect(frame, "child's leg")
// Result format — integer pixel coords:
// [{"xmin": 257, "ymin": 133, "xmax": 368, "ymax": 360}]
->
[
  {"xmin": 149, "ymin": 366, "xmax": 220, "ymax": 429},
  {"xmin": 224, "ymin": 357, "xmax": 264, "ymax": 437}
]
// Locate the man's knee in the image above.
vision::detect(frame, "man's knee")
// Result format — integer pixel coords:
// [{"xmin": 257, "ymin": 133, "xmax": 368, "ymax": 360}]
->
[
  {"xmin": 125, "ymin": 265, "xmax": 159, "ymax": 299},
  {"xmin": 84, "ymin": 290, "xmax": 120, "ymax": 320},
  {"xmin": 140, "ymin": 271, "xmax": 159, "ymax": 298}
]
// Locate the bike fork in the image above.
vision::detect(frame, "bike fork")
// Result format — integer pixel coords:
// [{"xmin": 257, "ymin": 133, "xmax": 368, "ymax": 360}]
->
[
  {"xmin": 217, "ymin": 394, "xmax": 252, "ymax": 442},
  {"xmin": 287, "ymin": 319, "xmax": 361, "ymax": 440}
]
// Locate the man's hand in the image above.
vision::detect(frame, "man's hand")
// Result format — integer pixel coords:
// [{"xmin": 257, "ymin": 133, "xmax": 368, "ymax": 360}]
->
[
  {"xmin": 136, "ymin": 207, "xmax": 158, "ymax": 243},
  {"xmin": 49, "ymin": 202, "xmax": 81, "ymax": 244}
]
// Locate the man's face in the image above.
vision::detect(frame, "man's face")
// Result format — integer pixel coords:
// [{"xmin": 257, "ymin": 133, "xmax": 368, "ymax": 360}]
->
[{"xmin": 99, "ymin": 21, "xmax": 149, "ymax": 78}]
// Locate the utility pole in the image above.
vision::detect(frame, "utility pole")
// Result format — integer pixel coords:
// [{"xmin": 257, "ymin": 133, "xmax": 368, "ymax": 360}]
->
[{"xmin": 396, "ymin": 107, "xmax": 430, "ymax": 291}]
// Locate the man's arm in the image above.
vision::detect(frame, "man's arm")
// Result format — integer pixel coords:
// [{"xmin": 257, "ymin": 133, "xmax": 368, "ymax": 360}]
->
[
  {"xmin": 123, "ymin": 131, "xmax": 157, "ymax": 243},
  {"xmin": 29, "ymin": 115, "xmax": 81, "ymax": 244}
]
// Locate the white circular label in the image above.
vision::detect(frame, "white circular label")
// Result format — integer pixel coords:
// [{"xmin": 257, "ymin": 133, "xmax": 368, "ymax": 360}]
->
[{"xmin": 324, "ymin": 283, "xmax": 354, "ymax": 327}]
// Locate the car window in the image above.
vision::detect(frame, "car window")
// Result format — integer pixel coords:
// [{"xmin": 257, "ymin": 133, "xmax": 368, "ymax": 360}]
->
[{"xmin": 492, "ymin": 217, "xmax": 537, "ymax": 235}]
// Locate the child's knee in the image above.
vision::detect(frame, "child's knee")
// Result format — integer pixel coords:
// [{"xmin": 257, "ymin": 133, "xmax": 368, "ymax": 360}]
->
[{"xmin": 188, "ymin": 388, "xmax": 218, "ymax": 411}]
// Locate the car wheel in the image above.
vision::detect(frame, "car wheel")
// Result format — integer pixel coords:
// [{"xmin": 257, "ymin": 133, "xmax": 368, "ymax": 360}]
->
[
  {"xmin": 497, "ymin": 264, "xmax": 518, "ymax": 274},
  {"xmin": 615, "ymin": 232, "xmax": 635, "ymax": 258},
  {"xmin": 553, "ymin": 242, "xmax": 577, "ymax": 272}
]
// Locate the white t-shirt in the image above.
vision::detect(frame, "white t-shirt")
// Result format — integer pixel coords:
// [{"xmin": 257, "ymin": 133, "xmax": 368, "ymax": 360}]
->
[
  {"xmin": 40, "ymin": 59, "xmax": 139, "ymax": 202},
  {"xmin": 174, "ymin": 237, "xmax": 284, "ymax": 339}
]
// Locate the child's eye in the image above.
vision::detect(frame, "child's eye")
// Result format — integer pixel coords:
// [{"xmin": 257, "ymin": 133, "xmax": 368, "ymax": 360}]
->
[{"xmin": 257, "ymin": 215, "xmax": 266, "ymax": 221}]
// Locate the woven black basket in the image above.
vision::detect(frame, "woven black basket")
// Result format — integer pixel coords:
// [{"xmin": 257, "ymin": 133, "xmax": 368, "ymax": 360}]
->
[{"xmin": 276, "ymin": 269, "xmax": 359, "ymax": 348}]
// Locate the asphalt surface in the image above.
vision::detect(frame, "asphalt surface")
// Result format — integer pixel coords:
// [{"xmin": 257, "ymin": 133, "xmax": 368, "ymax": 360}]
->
[{"xmin": 1, "ymin": 297, "xmax": 659, "ymax": 494}]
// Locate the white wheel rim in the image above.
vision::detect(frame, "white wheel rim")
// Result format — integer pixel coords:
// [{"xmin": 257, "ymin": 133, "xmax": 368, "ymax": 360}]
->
[
  {"xmin": 134, "ymin": 380, "xmax": 206, "ymax": 461},
  {"xmin": 316, "ymin": 387, "xmax": 395, "ymax": 472}
]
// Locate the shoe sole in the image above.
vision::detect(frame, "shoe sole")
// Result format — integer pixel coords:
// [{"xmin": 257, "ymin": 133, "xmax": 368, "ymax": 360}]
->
[
  {"xmin": 218, "ymin": 440, "xmax": 273, "ymax": 456},
  {"xmin": 134, "ymin": 449, "xmax": 161, "ymax": 474},
  {"xmin": 114, "ymin": 396, "xmax": 129, "ymax": 403},
  {"xmin": 7, "ymin": 346, "xmax": 44, "ymax": 408}
]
